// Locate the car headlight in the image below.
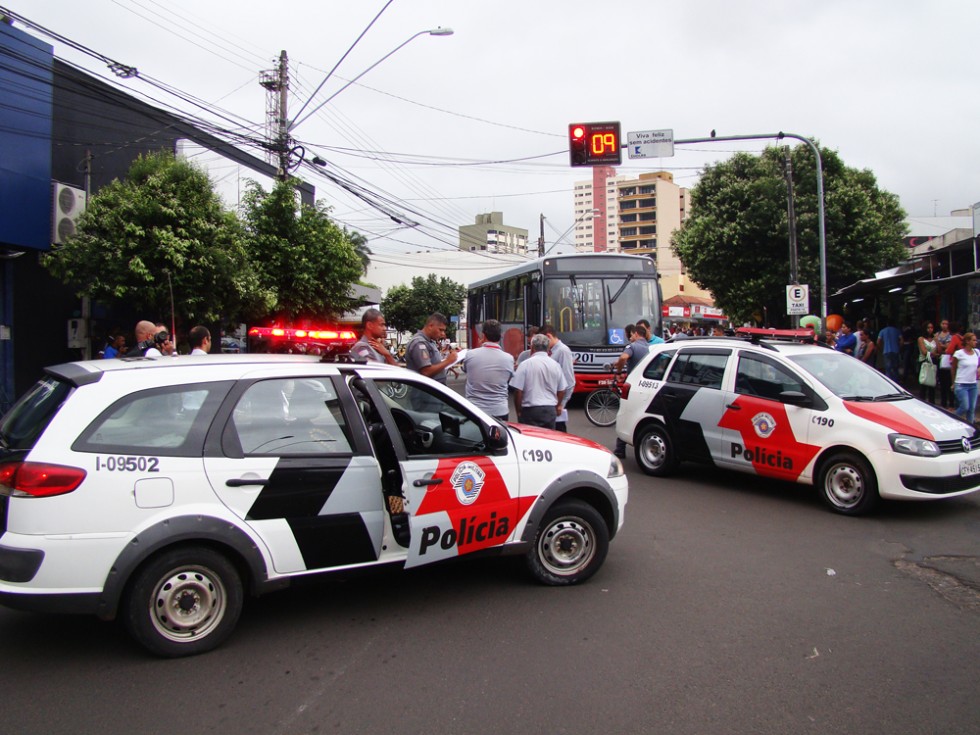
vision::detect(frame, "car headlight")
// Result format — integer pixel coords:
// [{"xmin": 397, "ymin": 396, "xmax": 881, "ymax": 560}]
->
[
  {"xmin": 608, "ymin": 454, "xmax": 625, "ymax": 478},
  {"xmin": 888, "ymin": 433, "xmax": 940, "ymax": 457}
]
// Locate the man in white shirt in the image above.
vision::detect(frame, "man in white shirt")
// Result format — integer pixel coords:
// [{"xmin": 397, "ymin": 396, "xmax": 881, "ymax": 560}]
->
[
  {"xmin": 461, "ymin": 319, "xmax": 514, "ymax": 422},
  {"xmin": 541, "ymin": 325, "xmax": 575, "ymax": 432},
  {"xmin": 510, "ymin": 334, "xmax": 566, "ymax": 430},
  {"xmin": 189, "ymin": 326, "xmax": 211, "ymax": 355}
]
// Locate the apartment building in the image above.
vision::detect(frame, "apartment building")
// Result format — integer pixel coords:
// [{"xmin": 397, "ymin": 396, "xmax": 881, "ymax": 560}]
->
[
  {"xmin": 458, "ymin": 212, "xmax": 529, "ymax": 255},
  {"xmin": 574, "ymin": 169, "xmax": 712, "ymax": 302}
]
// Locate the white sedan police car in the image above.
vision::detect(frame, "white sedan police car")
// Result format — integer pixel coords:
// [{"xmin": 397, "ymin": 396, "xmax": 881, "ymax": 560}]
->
[
  {"xmin": 615, "ymin": 330, "xmax": 980, "ymax": 515},
  {"xmin": 0, "ymin": 355, "xmax": 627, "ymax": 657}
]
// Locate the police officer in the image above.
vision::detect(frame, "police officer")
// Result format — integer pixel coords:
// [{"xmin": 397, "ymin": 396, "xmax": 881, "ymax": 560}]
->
[{"xmin": 405, "ymin": 313, "xmax": 458, "ymax": 383}]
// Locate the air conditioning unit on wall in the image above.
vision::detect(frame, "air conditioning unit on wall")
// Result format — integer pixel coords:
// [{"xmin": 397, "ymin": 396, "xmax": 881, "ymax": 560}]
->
[{"xmin": 51, "ymin": 182, "xmax": 87, "ymax": 245}]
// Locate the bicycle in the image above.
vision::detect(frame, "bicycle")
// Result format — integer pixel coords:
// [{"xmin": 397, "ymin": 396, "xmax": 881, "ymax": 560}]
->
[{"xmin": 583, "ymin": 366, "xmax": 624, "ymax": 427}]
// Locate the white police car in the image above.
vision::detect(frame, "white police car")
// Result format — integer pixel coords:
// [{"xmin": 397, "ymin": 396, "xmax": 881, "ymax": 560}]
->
[
  {"xmin": 0, "ymin": 355, "xmax": 626, "ymax": 656},
  {"xmin": 615, "ymin": 329, "xmax": 980, "ymax": 515}
]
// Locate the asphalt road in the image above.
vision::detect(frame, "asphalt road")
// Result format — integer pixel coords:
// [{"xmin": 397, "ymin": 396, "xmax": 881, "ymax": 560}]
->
[{"xmin": 1, "ymin": 400, "xmax": 978, "ymax": 735}]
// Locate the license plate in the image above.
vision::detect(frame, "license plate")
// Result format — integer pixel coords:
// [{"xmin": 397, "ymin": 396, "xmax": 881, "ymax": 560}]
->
[{"xmin": 959, "ymin": 458, "xmax": 980, "ymax": 477}]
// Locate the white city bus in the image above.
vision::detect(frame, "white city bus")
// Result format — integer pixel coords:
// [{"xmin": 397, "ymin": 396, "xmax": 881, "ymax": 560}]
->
[{"xmin": 467, "ymin": 253, "xmax": 662, "ymax": 392}]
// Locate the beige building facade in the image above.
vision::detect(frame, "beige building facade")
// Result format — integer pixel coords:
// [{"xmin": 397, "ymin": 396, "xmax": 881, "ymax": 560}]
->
[
  {"xmin": 458, "ymin": 211, "xmax": 529, "ymax": 255},
  {"xmin": 574, "ymin": 170, "xmax": 709, "ymax": 303}
]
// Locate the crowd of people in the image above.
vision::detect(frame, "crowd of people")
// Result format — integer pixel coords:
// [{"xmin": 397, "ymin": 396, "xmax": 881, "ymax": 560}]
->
[
  {"xmin": 99, "ymin": 320, "xmax": 212, "ymax": 358},
  {"xmin": 101, "ymin": 309, "xmax": 980, "ymax": 432},
  {"xmin": 828, "ymin": 317, "xmax": 980, "ymax": 424}
]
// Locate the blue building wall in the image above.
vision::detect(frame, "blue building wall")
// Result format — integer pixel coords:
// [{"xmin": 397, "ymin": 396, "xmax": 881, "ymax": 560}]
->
[{"xmin": 0, "ymin": 22, "xmax": 53, "ymax": 250}]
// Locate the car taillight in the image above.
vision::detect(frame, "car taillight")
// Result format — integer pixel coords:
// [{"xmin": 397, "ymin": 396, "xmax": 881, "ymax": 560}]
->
[
  {"xmin": 0, "ymin": 462, "xmax": 87, "ymax": 498},
  {"xmin": 620, "ymin": 382, "xmax": 631, "ymax": 400}
]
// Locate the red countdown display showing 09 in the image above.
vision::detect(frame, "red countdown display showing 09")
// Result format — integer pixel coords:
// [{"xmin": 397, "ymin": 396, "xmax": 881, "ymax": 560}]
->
[{"xmin": 568, "ymin": 121, "xmax": 622, "ymax": 166}]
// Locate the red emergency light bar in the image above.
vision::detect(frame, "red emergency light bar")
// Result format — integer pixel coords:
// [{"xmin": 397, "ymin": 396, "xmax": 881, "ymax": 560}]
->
[
  {"xmin": 735, "ymin": 327, "xmax": 817, "ymax": 343},
  {"xmin": 248, "ymin": 326, "xmax": 357, "ymax": 341}
]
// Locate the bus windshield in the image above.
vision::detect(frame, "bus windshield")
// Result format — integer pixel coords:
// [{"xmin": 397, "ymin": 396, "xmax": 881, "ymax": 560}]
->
[{"xmin": 544, "ymin": 274, "xmax": 658, "ymax": 346}]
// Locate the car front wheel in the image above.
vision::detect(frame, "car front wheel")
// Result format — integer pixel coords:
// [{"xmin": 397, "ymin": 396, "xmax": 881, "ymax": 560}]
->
[
  {"xmin": 123, "ymin": 546, "xmax": 244, "ymax": 657},
  {"xmin": 635, "ymin": 424, "xmax": 677, "ymax": 476},
  {"xmin": 525, "ymin": 500, "xmax": 609, "ymax": 585},
  {"xmin": 817, "ymin": 451, "xmax": 879, "ymax": 515}
]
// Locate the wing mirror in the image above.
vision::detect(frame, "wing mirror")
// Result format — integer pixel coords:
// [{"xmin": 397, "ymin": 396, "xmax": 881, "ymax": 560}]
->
[{"xmin": 487, "ymin": 424, "xmax": 508, "ymax": 451}]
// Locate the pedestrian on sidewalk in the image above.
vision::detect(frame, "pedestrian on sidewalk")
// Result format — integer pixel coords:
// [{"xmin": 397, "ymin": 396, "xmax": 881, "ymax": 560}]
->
[{"xmin": 951, "ymin": 332, "xmax": 980, "ymax": 424}]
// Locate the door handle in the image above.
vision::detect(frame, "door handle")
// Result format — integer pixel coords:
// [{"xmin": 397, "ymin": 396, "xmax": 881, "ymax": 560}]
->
[
  {"xmin": 725, "ymin": 403, "xmax": 741, "ymax": 410},
  {"xmin": 412, "ymin": 477, "xmax": 443, "ymax": 487},
  {"xmin": 226, "ymin": 477, "xmax": 269, "ymax": 487}
]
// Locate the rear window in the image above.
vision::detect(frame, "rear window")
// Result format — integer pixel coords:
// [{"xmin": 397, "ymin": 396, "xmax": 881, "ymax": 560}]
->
[
  {"xmin": 0, "ymin": 377, "xmax": 73, "ymax": 452},
  {"xmin": 73, "ymin": 381, "xmax": 233, "ymax": 457}
]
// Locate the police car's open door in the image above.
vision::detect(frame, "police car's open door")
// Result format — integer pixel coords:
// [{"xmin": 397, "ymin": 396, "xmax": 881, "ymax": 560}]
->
[{"xmin": 360, "ymin": 376, "xmax": 521, "ymax": 568}]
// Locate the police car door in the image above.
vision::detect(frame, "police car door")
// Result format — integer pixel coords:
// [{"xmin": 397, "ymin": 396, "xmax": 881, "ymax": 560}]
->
[
  {"xmin": 717, "ymin": 351, "xmax": 821, "ymax": 482},
  {"xmin": 654, "ymin": 348, "xmax": 732, "ymax": 464},
  {"xmin": 204, "ymin": 375, "xmax": 385, "ymax": 575},
  {"xmin": 361, "ymin": 376, "xmax": 520, "ymax": 569}
]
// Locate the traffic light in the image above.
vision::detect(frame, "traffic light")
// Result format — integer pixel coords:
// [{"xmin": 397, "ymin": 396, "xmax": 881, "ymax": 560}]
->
[{"xmin": 567, "ymin": 121, "xmax": 622, "ymax": 166}]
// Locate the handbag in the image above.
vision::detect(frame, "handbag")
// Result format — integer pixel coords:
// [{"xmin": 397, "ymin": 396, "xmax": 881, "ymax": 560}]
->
[{"xmin": 919, "ymin": 357, "xmax": 937, "ymax": 387}]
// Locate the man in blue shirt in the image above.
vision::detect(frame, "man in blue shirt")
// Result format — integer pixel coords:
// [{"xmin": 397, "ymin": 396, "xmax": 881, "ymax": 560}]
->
[
  {"xmin": 637, "ymin": 318, "xmax": 665, "ymax": 345},
  {"xmin": 876, "ymin": 320, "xmax": 902, "ymax": 380},
  {"xmin": 834, "ymin": 321, "xmax": 857, "ymax": 355},
  {"xmin": 611, "ymin": 325, "xmax": 651, "ymax": 458}
]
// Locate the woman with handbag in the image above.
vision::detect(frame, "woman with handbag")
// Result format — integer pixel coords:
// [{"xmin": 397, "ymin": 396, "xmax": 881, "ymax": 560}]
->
[
  {"xmin": 950, "ymin": 331, "xmax": 980, "ymax": 424},
  {"xmin": 917, "ymin": 322, "xmax": 939, "ymax": 403}
]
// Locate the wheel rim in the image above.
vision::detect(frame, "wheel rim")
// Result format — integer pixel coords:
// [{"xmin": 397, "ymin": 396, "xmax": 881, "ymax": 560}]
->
[
  {"xmin": 537, "ymin": 515, "xmax": 596, "ymax": 577},
  {"xmin": 823, "ymin": 462, "xmax": 865, "ymax": 509},
  {"xmin": 639, "ymin": 430, "xmax": 668, "ymax": 469},
  {"xmin": 586, "ymin": 390, "xmax": 619, "ymax": 426},
  {"xmin": 149, "ymin": 565, "xmax": 228, "ymax": 643}
]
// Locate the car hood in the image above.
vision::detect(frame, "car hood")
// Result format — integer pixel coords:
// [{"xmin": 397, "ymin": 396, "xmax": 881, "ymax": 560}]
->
[{"xmin": 842, "ymin": 399, "xmax": 971, "ymax": 441}]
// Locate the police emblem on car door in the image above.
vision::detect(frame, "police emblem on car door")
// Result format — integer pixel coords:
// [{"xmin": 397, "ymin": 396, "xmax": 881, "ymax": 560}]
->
[{"xmin": 204, "ymin": 376, "xmax": 385, "ymax": 574}]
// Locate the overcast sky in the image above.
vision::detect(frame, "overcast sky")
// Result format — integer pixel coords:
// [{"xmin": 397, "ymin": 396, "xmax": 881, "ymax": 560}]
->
[{"xmin": 13, "ymin": 0, "xmax": 980, "ymax": 264}]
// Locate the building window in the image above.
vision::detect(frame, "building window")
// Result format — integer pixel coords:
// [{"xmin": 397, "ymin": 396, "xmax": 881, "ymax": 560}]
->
[
  {"xmin": 621, "ymin": 227, "xmax": 637, "ymax": 237},
  {"xmin": 621, "ymin": 213, "xmax": 637, "ymax": 223},
  {"xmin": 639, "ymin": 185, "xmax": 655, "ymax": 194},
  {"xmin": 638, "ymin": 198, "xmax": 656, "ymax": 208},
  {"xmin": 620, "ymin": 201, "xmax": 637, "ymax": 210},
  {"xmin": 639, "ymin": 226, "xmax": 657, "ymax": 235}
]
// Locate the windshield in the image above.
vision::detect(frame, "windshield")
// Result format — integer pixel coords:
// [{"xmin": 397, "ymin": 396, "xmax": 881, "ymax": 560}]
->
[
  {"xmin": 790, "ymin": 351, "xmax": 909, "ymax": 400},
  {"xmin": 0, "ymin": 377, "xmax": 73, "ymax": 452},
  {"xmin": 544, "ymin": 275, "xmax": 659, "ymax": 347}
]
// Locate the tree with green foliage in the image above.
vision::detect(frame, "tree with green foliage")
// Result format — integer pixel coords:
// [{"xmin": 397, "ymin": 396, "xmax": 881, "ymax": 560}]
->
[
  {"xmin": 672, "ymin": 143, "xmax": 907, "ymax": 325},
  {"xmin": 240, "ymin": 180, "xmax": 363, "ymax": 323},
  {"xmin": 382, "ymin": 274, "xmax": 467, "ymax": 339},
  {"xmin": 346, "ymin": 229, "xmax": 372, "ymax": 277},
  {"xmin": 43, "ymin": 151, "xmax": 269, "ymax": 325}
]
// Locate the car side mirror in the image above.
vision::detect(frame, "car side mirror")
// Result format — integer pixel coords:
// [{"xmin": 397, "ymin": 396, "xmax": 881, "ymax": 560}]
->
[
  {"xmin": 780, "ymin": 390, "xmax": 812, "ymax": 407},
  {"xmin": 487, "ymin": 424, "xmax": 508, "ymax": 452}
]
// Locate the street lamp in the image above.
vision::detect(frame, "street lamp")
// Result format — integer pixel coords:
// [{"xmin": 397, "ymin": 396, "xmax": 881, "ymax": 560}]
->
[{"xmin": 290, "ymin": 27, "xmax": 454, "ymax": 130}]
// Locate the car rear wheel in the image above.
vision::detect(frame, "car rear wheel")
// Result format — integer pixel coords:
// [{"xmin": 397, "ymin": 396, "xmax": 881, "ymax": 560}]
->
[
  {"xmin": 817, "ymin": 451, "xmax": 879, "ymax": 515},
  {"xmin": 123, "ymin": 546, "xmax": 244, "ymax": 657},
  {"xmin": 525, "ymin": 500, "xmax": 609, "ymax": 585},
  {"xmin": 635, "ymin": 424, "xmax": 677, "ymax": 476}
]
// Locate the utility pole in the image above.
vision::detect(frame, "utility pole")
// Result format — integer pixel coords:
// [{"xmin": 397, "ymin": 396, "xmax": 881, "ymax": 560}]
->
[
  {"xmin": 277, "ymin": 51, "xmax": 289, "ymax": 180},
  {"xmin": 260, "ymin": 51, "xmax": 290, "ymax": 179},
  {"xmin": 783, "ymin": 146, "xmax": 799, "ymax": 285},
  {"xmin": 538, "ymin": 214, "xmax": 545, "ymax": 257}
]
